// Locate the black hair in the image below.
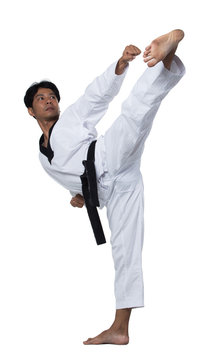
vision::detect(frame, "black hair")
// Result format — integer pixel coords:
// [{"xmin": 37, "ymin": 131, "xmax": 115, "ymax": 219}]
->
[{"xmin": 24, "ymin": 80, "xmax": 60, "ymax": 108}]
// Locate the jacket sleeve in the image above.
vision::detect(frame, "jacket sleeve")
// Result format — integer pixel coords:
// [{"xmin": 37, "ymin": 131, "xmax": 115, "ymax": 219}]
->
[
  {"xmin": 69, "ymin": 190, "xmax": 77, "ymax": 198},
  {"xmin": 72, "ymin": 61, "xmax": 129, "ymax": 129}
]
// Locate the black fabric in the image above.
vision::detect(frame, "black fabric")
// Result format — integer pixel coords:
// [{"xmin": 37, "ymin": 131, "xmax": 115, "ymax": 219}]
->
[
  {"xmin": 81, "ymin": 141, "xmax": 99, "ymax": 207},
  {"xmin": 80, "ymin": 141, "xmax": 106, "ymax": 245},
  {"xmin": 39, "ymin": 122, "xmax": 57, "ymax": 164}
]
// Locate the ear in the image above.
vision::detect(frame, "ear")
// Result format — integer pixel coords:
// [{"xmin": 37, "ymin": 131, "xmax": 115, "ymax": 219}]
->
[{"xmin": 28, "ymin": 107, "xmax": 35, "ymax": 117}]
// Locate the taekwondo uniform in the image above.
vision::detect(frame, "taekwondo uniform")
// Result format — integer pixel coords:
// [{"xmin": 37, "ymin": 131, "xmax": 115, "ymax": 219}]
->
[{"xmin": 39, "ymin": 55, "xmax": 185, "ymax": 309}]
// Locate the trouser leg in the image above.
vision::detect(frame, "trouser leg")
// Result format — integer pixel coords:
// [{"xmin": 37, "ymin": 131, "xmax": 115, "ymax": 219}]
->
[
  {"xmin": 106, "ymin": 172, "xmax": 145, "ymax": 309},
  {"xmin": 104, "ymin": 56, "xmax": 185, "ymax": 177}
]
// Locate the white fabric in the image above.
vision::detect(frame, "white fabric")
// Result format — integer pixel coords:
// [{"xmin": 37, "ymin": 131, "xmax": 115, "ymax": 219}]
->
[
  {"xmin": 98, "ymin": 56, "xmax": 185, "ymax": 308},
  {"xmin": 39, "ymin": 56, "xmax": 185, "ymax": 309},
  {"xmin": 39, "ymin": 61, "xmax": 127, "ymax": 197}
]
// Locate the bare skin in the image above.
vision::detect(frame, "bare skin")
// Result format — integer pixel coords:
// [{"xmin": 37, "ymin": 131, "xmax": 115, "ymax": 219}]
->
[
  {"xmin": 143, "ymin": 29, "xmax": 184, "ymax": 69},
  {"xmin": 28, "ymin": 88, "xmax": 60, "ymax": 147},
  {"xmin": 83, "ymin": 308, "xmax": 131, "ymax": 345},
  {"xmin": 70, "ymin": 194, "xmax": 85, "ymax": 208},
  {"xmin": 115, "ymin": 44, "xmax": 141, "ymax": 75}
]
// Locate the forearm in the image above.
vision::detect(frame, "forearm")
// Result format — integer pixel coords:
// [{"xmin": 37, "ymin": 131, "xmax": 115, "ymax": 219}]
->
[{"xmin": 115, "ymin": 58, "xmax": 129, "ymax": 75}]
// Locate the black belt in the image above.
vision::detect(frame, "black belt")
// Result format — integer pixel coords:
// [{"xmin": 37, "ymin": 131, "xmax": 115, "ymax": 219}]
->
[{"xmin": 80, "ymin": 141, "xmax": 106, "ymax": 245}]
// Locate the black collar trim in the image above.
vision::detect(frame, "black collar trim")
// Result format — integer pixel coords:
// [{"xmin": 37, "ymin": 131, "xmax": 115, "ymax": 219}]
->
[{"xmin": 39, "ymin": 121, "xmax": 57, "ymax": 164}]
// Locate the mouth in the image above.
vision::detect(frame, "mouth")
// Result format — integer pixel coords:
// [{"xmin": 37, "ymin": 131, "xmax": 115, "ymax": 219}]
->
[{"xmin": 45, "ymin": 106, "xmax": 55, "ymax": 111}]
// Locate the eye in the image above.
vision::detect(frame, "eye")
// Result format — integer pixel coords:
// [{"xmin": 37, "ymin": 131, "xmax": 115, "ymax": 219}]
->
[
  {"xmin": 38, "ymin": 96, "xmax": 44, "ymax": 101},
  {"xmin": 51, "ymin": 95, "xmax": 56, "ymax": 99}
]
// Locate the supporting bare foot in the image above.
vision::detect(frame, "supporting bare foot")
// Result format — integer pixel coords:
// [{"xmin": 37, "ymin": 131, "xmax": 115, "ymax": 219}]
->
[
  {"xmin": 83, "ymin": 308, "xmax": 131, "ymax": 345},
  {"xmin": 83, "ymin": 328, "xmax": 129, "ymax": 345},
  {"xmin": 143, "ymin": 29, "xmax": 184, "ymax": 69}
]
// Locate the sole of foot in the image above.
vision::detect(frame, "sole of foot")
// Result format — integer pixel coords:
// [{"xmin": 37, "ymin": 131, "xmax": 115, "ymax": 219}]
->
[{"xmin": 143, "ymin": 29, "xmax": 184, "ymax": 67}]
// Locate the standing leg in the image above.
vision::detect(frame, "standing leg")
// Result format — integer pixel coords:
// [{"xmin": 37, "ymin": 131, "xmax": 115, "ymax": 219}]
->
[
  {"xmin": 83, "ymin": 29, "xmax": 185, "ymax": 345},
  {"xmin": 84, "ymin": 173, "xmax": 144, "ymax": 345}
]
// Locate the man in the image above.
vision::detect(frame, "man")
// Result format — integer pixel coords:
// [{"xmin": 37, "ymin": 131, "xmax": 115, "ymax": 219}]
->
[{"xmin": 24, "ymin": 29, "xmax": 185, "ymax": 345}]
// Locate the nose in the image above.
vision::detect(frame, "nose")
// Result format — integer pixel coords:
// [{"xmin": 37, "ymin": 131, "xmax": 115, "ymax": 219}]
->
[{"xmin": 46, "ymin": 98, "xmax": 52, "ymax": 104}]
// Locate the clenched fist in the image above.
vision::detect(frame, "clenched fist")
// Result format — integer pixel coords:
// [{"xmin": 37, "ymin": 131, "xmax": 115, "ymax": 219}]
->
[
  {"xmin": 116, "ymin": 45, "xmax": 141, "ymax": 75},
  {"xmin": 70, "ymin": 194, "xmax": 85, "ymax": 208}
]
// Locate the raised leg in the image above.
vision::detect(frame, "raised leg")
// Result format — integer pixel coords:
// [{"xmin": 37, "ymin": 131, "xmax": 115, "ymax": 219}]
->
[{"xmin": 104, "ymin": 50, "xmax": 185, "ymax": 177}]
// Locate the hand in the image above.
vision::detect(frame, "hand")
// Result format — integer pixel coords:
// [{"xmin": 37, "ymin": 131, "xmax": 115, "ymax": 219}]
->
[
  {"xmin": 115, "ymin": 45, "xmax": 141, "ymax": 75},
  {"xmin": 70, "ymin": 194, "xmax": 85, "ymax": 208},
  {"xmin": 121, "ymin": 44, "xmax": 142, "ymax": 62}
]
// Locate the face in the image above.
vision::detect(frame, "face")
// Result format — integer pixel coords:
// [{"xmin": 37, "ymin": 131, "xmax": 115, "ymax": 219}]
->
[{"xmin": 28, "ymin": 88, "xmax": 60, "ymax": 122}]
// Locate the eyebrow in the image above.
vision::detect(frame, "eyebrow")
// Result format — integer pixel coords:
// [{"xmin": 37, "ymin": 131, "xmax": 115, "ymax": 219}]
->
[{"xmin": 35, "ymin": 92, "xmax": 56, "ymax": 98}]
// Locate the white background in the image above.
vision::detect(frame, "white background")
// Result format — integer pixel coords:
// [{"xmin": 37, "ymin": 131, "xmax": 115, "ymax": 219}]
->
[{"xmin": 0, "ymin": 0, "xmax": 217, "ymax": 359}]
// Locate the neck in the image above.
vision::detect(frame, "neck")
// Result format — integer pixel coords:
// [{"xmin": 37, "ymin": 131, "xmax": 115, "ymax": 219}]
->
[{"xmin": 37, "ymin": 119, "xmax": 57, "ymax": 147}]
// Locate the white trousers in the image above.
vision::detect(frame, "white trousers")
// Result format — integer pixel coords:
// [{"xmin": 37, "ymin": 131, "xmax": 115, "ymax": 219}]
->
[{"xmin": 98, "ymin": 56, "xmax": 185, "ymax": 309}]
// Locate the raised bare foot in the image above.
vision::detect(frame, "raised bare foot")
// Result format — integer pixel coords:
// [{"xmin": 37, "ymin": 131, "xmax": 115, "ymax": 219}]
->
[
  {"xmin": 143, "ymin": 29, "xmax": 184, "ymax": 68},
  {"xmin": 83, "ymin": 328, "xmax": 129, "ymax": 345}
]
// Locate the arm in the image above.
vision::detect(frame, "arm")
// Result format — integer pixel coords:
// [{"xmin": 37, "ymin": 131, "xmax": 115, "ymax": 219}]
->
[
  {"xmin": 68, "ymin": 47, "xmax": 141, "ymax": 209},
  {"xmin": 72, "ymin": 45, "xmax": 141, "ymax": 128}
]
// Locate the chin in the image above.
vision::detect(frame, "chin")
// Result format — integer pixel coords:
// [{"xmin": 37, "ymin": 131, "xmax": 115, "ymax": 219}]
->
[{"xmin": 47, "ymin": 114, "xmax": 59, "ymax": 122}]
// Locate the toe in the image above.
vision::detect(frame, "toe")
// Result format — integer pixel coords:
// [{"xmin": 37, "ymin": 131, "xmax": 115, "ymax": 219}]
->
[
  {"xmin": 147, "ymin": 58, "xmax": 158, "ymax": 67},
  {"xmin": 145, "ymin": 45, "xmax": 151, "ymax": 51},
  {"xmin": 143, "ymin": 51, "xmax": 150, "ymax": 58},
  {"xmin": 84, "ymin": 338, "xmax": 99, "ymax": 345},
  {"xmin": 83, "ymin": 337, "xmax": 93, "ymax": 345},
  {"xmin": 83, "ymin": 340, "xmax": 90, "ymax": 345},
  {"xmin": 143, "ymin": 55, "xmax": 153, "ymax": 63}
]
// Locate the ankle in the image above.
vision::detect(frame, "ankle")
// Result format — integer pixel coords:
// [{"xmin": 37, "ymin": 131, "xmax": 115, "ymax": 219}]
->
[
  {"xmin": 109, "ymin": 308, "xmax": 132, "ymax": 334},
  {"xmin": 163, "ymin": 48, "xmax": 177, "ymax": 70},
  {"xmin": 110, "ymin": 322, "xmax": 129, "ymax": 335}
]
